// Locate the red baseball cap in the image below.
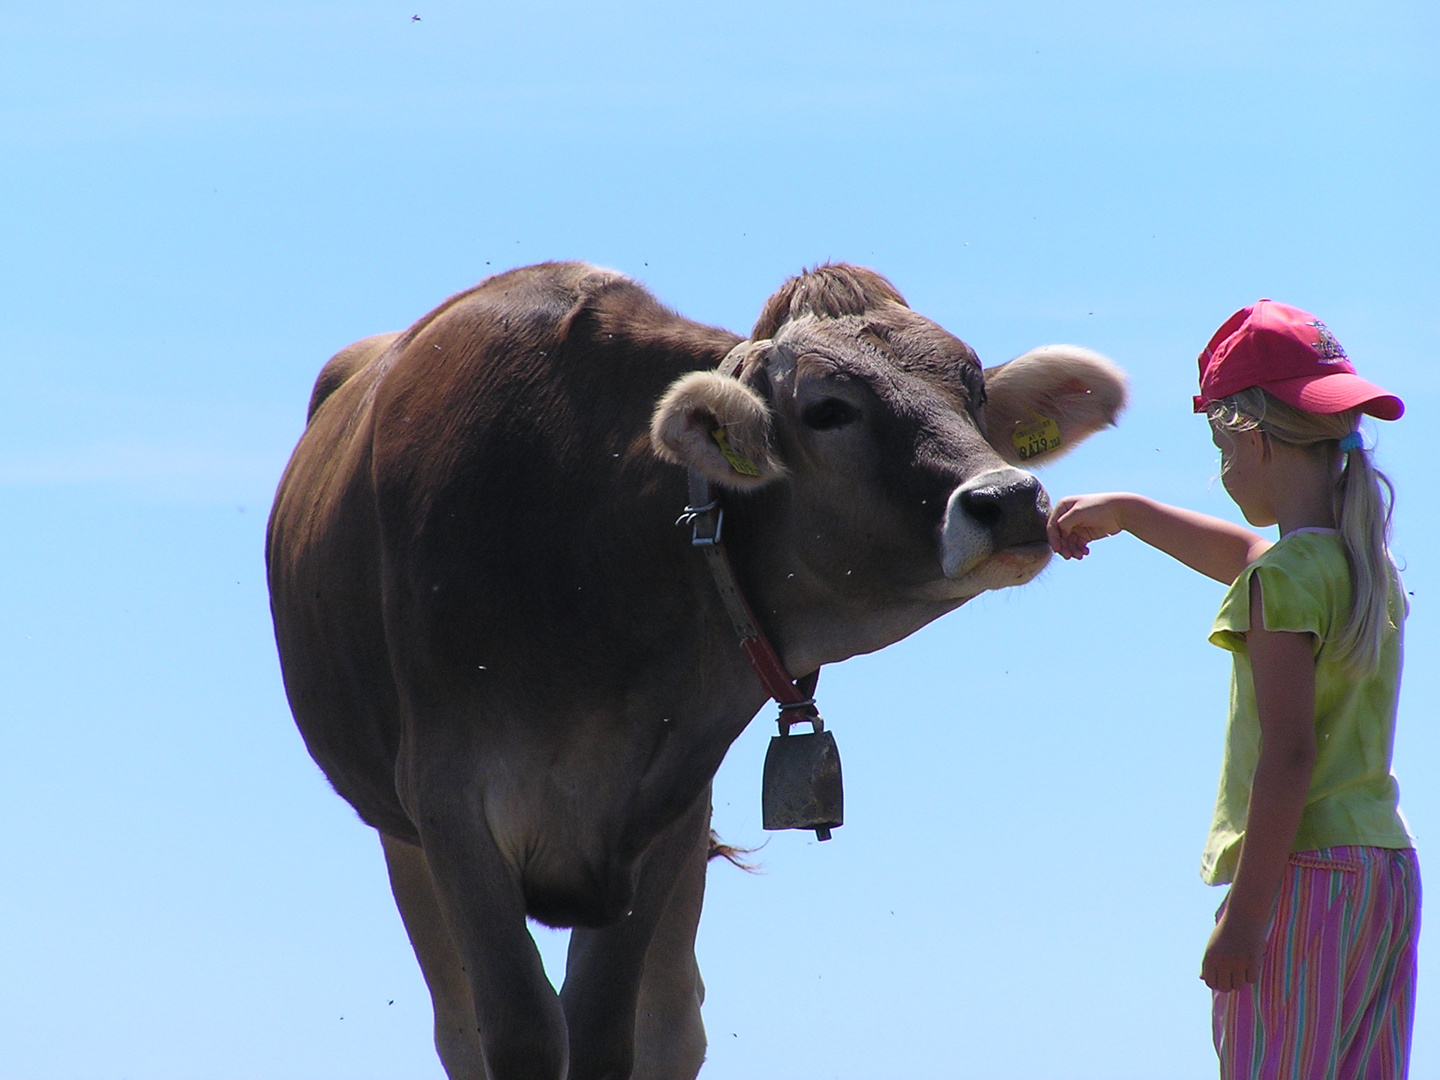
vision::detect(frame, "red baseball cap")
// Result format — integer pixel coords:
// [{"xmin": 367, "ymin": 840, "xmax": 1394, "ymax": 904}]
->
[{"xmin": 1193, "ymin": 300, "xmax": 1403, "ymax": 420}]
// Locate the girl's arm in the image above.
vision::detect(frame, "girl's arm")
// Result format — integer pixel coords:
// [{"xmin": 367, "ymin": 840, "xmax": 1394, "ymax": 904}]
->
[
  {"xmin": 1201, "ymin": 574, "xmax": 1317, "ymax": 991},
  {"xmin": 1047, "ymin": 492, "xmax": 1270, "ymax": 584}
]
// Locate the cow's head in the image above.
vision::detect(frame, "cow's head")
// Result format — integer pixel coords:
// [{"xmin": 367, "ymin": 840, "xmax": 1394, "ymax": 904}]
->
[{"xmin": 650, "ymin": 265, "xmax": 1125, "ymax": 668}]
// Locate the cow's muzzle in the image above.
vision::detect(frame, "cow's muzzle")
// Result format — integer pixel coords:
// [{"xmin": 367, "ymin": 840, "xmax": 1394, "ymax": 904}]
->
[{"xmin": 939, "ymin": 467, "xmax": 1051, "ymax": 581}]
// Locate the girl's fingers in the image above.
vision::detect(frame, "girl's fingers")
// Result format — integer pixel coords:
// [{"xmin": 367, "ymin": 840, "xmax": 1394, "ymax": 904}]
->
[
  {"xmin": 1047, "ymin": 528, "xmax": 1084, "ymax": 559},
  {"xmin": 1046, "ymin": 515, "xmax": 1072, "ymax": 555},
  {"xmin": 1048, "ymin": 510, "xmax": 1086, "ymax": 556},
  {"xmin": 1048, "ymin": 496, "xmax": 1116, "ymax": 559},
  {"xmin": 1204, "ymin": 964, "xmax": 1234, "ymax": 992},
  {"xmin": 1201, "ymin": 950, "xmax": 1260, "ymax": 992},
  {"xmin": 1045, "ymin": 519, "xmax": 1062, "ymax": 550},
  {"xmin": 1051, "ymin": 525, "xmax": 1091, "ymax": 559}
]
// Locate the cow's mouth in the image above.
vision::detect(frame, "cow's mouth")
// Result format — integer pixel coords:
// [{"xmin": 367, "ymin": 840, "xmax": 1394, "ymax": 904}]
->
[
  {"xmin": 943, "ymin": 538, "xmax": 1051, "ymax": 595},
  {"xmin": 993, "ymin": 538, "xmax": 1052, "ymax": 562}
]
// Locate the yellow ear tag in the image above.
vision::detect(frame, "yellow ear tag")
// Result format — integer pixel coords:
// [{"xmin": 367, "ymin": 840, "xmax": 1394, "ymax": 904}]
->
[
  {"xmin": 711, "ymin": 428, "xmax": 762, "ymax": 477},
  {"xmin": 1012, "ymin": 416, "xmax": 1062, "ymax": 461}
]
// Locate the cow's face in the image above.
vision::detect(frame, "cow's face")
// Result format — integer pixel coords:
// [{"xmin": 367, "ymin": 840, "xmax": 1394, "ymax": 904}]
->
[{"xmin": 650, "ymin": 266, "xmax": 1125, "ymax": 665}]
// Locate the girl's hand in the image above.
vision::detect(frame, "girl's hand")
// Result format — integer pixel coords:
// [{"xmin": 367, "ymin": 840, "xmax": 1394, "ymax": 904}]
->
[
  {"xmin": 1201, "ymin": 908, "xmax": 1268, "ymax": 992},
  {"xmin": 1046, "ymin": 493, "xmax": 1128, "ymax": 559}
]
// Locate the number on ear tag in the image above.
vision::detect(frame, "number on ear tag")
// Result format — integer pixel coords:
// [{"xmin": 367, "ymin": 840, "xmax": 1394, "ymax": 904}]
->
[
  {"xmin": 1012, "ymin": 416, "xmax": 1062, "ymax": 461},
  {"xmin": 712, "ymin": 428, "xmax": 761, "ymax": 476}
]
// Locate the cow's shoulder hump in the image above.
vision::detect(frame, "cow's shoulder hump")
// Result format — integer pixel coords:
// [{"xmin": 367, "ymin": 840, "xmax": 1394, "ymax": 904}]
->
[
  {"xmin": 422, "ymin": 261, "xmax": 738, "ymax": 367},
  {"xmin": 307, "ymin": 332, "xmax": 401, "ymax": 423}
]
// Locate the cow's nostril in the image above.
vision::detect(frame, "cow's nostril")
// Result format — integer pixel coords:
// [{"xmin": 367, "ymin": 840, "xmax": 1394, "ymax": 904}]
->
[
  {"xmin": 954, "ymin": 472, "xmax": 1046, "ymax": 546},
  {"xmin": 958, "ymin": 486, "xmax": 1004, "ymax": 527}
]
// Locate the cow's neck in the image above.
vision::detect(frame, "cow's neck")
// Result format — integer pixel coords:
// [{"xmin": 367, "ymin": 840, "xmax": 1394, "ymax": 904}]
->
[{"xmin": 683, "ymin": 466, "xmax": 821, "ymax": 733}]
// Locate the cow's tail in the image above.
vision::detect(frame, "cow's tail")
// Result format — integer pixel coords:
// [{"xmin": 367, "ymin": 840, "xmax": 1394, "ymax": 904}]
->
[{"xmin": 708, "ymin": 829, "xmax": 762, "ymax": 872}]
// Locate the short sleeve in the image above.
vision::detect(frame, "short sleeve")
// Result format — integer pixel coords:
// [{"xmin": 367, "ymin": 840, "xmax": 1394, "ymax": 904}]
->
[{"xmin": 1209, "ymin": 556, "xmax": 1329, "ymax": 655}]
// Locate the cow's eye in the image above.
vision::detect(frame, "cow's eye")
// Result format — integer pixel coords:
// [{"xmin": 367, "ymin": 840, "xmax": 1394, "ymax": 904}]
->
[{"xmin": 802, "ymin": 398, "xmax": 860, "ymax": 431}]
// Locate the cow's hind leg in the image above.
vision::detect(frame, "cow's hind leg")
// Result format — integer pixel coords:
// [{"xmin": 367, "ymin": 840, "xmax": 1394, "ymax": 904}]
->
[
  {"xmin": 380, "ymin": 831, "xmax": 487, "ymax": 1080},
  {"xmin": 561, "ymin": 792, "xmax": 711, "ymax": 1080}
]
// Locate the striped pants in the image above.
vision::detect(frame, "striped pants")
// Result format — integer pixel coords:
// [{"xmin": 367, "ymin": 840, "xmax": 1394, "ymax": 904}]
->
[{"xmin": 1213, "ymin": 846, "xmax": 1421, "ymax": 1080}]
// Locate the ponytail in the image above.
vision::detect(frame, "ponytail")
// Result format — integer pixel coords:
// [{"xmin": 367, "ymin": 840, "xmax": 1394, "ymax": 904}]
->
[
  {"xmin": 1209, "ymin": 388, "xmax": 1397, "ymax": 675},
  {"xmin": 1332, "ymin": 437, "xmax": 1397, "ymax": 674}
]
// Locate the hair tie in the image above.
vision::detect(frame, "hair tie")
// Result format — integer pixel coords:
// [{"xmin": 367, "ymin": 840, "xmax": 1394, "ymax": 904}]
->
[{"xmin": 1338, "ymin": 431, "xmax": 1363, "ymax": 453}]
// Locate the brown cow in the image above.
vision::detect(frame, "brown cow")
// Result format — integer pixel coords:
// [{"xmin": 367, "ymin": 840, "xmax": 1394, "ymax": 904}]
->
[{"xmin": 266, "ymin": 262, "xmax": 1125, "ymax": 1080}]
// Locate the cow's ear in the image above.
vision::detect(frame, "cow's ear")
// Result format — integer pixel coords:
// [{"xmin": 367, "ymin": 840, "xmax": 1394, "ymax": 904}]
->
[
  {"xmin": 650, "ymin": 370, "xmax": 784, "ymax": 489},
  {"xmin": 982, "ymin": 346, "xmax": 1127, "ymax": 466}
]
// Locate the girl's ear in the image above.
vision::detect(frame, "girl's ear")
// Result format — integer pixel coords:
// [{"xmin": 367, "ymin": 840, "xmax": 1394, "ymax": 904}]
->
[
  {"xmin": 649, "ymin": 370, "xmax": 785, "ymax": 489},
  {"xmin": 1253, "ymin": 428, "xmax": 1274, "ymax": 462},
  {"xmin": 982, "ymin": 346, "xmax": 1127, "ymax": 465}
]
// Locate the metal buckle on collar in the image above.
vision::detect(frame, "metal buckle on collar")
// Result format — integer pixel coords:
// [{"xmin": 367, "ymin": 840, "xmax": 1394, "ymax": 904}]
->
[
  {"xmin": 776, "ymin": 701, "xmax": 818, "ymax": 733},
  {"xmin": 677, "ymin": 500, "xmax": 723, "ymax": 546}
]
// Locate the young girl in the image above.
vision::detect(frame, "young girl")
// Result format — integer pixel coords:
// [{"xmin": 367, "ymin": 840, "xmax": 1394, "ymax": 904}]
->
[{"xmin": 1048, "ymin": 300, "xmax": 1420, "ymax": 1078}]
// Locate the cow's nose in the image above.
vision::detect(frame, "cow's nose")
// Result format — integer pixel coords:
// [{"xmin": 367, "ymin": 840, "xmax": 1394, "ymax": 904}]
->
[
  {"xmin": 954, "ymin": 469, "xmax": 1047, "ymax": 547},
  {"xmin": 940, "ymin": 467, "xmax": 1050, "ymax": 579}
]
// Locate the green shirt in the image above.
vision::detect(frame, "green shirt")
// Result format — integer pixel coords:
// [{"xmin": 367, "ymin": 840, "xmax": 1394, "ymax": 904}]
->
[{"xmin": 1201, "ymin": 529, "xmax": 1413, "ymax": 886}]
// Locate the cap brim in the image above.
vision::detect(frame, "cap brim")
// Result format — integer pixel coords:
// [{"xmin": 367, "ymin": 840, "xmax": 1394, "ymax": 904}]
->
[{"xmin": 1261, "ymin": 372, "xmax": 1404, "ymax": 421}]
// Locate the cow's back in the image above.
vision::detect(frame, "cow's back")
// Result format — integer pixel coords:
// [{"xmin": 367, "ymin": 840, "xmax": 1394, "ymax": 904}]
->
[{"xmin": 266, "ymin": 263, "xmax": 740, "ymax": 841}]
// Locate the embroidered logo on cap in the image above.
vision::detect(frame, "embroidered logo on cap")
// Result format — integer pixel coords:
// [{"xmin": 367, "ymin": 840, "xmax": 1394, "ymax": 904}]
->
[{"xmin": 1306, "ymin": 320, "xmax": 1349, "ymax": 364}]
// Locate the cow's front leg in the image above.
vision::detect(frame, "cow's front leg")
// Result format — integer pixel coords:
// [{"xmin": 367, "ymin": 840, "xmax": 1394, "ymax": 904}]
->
[
  {"xmin": 560, "ymin": 791, "xmax": 711, "ymax": 1080},
  {"xmin": 630, "ymin": 794, "xmax": 710, "ymax": 1080},
  {"xmin": 380, "ymin": 831, "xmax": 487, "ymax": 1079},
  {"xmin": 409, "ymin": 779, "xmax": 568, "ymax": 1080}
]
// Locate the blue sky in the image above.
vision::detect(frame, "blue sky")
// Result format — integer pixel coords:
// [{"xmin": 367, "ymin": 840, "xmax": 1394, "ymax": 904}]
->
[{"xmin": 2, "ymin": 3, "xmax": 1436, "ymax": 1077}]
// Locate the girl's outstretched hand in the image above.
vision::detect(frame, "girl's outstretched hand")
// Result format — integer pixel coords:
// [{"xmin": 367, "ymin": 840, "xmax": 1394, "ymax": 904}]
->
[{"xmin": 1046, "ymin": 493, "xmax": 1128, "ymax": 559}]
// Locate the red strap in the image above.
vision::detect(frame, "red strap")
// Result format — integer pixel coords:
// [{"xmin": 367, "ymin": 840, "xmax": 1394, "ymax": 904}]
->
[
  {"xmin": 739, "ymin": 637, "xmax": 809, "ymax": 708},
  {"xmin": 697, "ymin": 528, "xmax": 820, "ymax": 720}
]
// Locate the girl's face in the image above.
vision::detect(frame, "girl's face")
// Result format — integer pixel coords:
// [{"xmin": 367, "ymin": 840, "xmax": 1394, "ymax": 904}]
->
[{"xmin": 1211, "ymin": 422, "xmax": 1275, "ymax": 526}]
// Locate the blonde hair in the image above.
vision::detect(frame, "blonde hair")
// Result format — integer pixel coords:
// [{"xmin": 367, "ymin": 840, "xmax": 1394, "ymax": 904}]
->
[{"xmin": 1209, "ymin": 387, "xmax": 1397, "ymax": 675}]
